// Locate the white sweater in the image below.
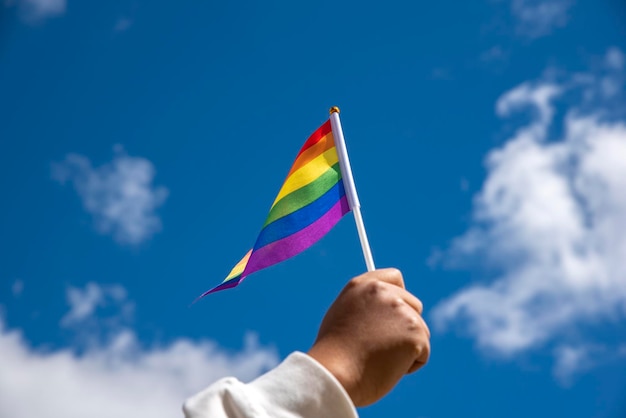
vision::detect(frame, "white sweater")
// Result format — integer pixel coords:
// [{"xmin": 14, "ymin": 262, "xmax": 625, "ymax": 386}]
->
[{"xmin": 183, "ymin": 351, "xmax": 359, "ymax": 418}]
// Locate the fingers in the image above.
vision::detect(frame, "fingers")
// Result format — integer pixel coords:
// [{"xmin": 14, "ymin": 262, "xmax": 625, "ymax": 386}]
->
[
  {"xmin": 355, "ymin": 268, "xmax": 424, "ymax": 314},
  {"xmin": 410, "ymin": 312, "xmax": 430, "ymax": 338},
  {"xmin": 400, "ymin": 291, "xmax": 423, "ymax": 315},
  {"xmin": 406, "ymin": 338, "xmax": 430, "ymax": 374},
  {"xmin": 399, "ymin": 304, "xmax": 430, "ymax": 375},
  {"xmin": 405, "ymin": 314, "xmax": 430, "ymax": 374},
  {"xmin": 371, "ymin": 268, "xmax": 405, "ymax": 289}
]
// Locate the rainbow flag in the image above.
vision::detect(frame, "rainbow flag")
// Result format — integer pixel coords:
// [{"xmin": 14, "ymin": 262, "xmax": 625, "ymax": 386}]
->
[{"xmin": 200, "ymin": 119, "xmax": 351, "ymax": 297}]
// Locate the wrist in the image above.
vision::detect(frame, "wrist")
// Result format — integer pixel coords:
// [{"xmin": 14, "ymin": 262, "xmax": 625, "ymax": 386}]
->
[{"xmin": 308, "ymin": 339, "xmax": 363, "ymax": 406}]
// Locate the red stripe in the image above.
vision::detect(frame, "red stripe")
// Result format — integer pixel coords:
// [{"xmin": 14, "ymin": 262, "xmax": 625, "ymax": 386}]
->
[{"xmin": 295, "ymin": 120, "xmax": 332, "ymax": 159}]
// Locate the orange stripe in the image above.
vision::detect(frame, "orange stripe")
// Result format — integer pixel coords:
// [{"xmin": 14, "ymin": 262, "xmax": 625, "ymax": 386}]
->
[
  {"xmin": 295, "ymin": 120, "xmax": 332, "ymax": 159},
  {"xmin": 286, "ymin": 131, "xmax": 335, "ymax": 178}
]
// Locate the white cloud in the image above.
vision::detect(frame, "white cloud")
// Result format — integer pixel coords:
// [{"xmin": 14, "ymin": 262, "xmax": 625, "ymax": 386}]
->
[
  {"xmin": 432, "ymin": 49, "xmax": 626, "ymax": 376},
  {"xmin": 52, "ymin": 148, "xmax": 169, "ymax": 245},
  {"xmin": 61, "ymin": 282, "xmax": 130, "ymax": 327},
  {"xmin": 0, "ymin": 283, "xmax": 279, "ymax": 418},
  {"xmin": 0, "ymin": 318, "xmax": 278, "ymax": 418},
  {"xmin": 511, "ymin": 0, "xmax": 572, "ymax": 39}
]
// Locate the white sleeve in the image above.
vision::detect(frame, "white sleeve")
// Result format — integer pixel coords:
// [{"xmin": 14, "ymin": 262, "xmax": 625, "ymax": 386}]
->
[{"xmin": 183, "ymin": 351, "xmax": 358, "ymax": 418}]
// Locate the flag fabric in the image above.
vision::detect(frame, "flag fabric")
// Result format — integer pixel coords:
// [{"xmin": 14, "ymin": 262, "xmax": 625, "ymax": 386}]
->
[{"xmin": 199, "ymin": 119, "xmax": 351, "ymax": 297}]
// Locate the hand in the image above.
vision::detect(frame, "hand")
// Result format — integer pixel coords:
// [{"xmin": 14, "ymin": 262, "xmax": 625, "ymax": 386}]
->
[{"xmin": 308, "ymin": 268, "xmax": 430, "ymax": 407}]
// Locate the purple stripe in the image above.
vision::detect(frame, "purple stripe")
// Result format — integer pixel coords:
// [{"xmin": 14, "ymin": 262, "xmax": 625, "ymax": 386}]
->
[
  {"xmin": 199, "ymin": 275, "xmax": 244, "ymax": 298},
  {"xmin": 242, "ymin": 196, "xmax": 350, "ymax": 277}
]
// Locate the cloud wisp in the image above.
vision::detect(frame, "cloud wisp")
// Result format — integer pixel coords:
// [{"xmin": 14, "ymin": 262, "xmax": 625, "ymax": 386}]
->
[
  {"xmin": 432, "ymin": 48, "xmax": 626, "ymax": 382},
  {"xmin": 7, "ymin": 0, "xmax": 66, "ymax": 23},
  {"xmin": 61, "ymin": 282, "xmax": 130, "ymax": 327},
  {"xmin": 113, "ymin": 17, "xmax": 133, "ymax": 32},
  {"xmin": 52, "ymin": 148, "xmax": 169, "ymax": 245},
  {"xmin": 510, "ymin": 0, "xmax": 572, "ymax": 39},
  {"xmin": 11, "ymin": 280, "xmax": 24, "ymax": 297}
]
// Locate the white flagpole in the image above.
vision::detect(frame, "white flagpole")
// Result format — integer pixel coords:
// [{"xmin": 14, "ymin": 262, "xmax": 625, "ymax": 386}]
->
[{"xmin": 329, "ymin": 106, "xmax": 376, "ymax": 272}]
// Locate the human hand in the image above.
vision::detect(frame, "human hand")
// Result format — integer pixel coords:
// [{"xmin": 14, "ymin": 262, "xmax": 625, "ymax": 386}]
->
[{"xmin": 308, "ymin": 268, "xmax": 430, "ymax": 407}]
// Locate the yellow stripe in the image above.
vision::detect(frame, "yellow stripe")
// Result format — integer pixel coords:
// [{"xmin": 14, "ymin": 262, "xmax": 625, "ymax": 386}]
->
[
  {"xmin": 271, "ymin": 147, "xmax": 339, "ymax": 207},
  {"xmin": 287, "ymin": 132, "xmax": 334, "ymax": 178},
  {"xmin": 224, "ymin": 250, "xmax": 252, "ymax": 281}
]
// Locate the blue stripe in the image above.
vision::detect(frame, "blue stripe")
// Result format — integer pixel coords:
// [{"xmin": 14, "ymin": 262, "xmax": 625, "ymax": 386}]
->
[{"xmin": 253, "ymin": 181, "xmax": 346, "ymax": 250}]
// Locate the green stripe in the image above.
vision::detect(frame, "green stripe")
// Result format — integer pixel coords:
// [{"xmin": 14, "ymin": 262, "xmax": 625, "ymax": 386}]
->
[{"xmin": 264, "ymin": 163, "xmax": 342, "ymax": 227}]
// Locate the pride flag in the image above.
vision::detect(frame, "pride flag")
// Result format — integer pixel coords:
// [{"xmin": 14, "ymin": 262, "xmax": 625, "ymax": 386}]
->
[{"xmin": 199, "ymin": 118, "xmax": 351, "ymax": 297}]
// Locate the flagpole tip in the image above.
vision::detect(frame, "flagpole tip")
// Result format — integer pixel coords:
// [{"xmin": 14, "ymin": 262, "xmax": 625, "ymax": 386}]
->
[{"xmin": 329, "ymin": 106, "xmax": 340, "ymax": 115}]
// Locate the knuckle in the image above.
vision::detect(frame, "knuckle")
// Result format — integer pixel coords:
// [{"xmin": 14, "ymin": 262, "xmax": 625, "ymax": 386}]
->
[
  {"xmin": 345, "ymin": 277, "xmax": 361, "ymax": 289},
  {"xmin": 407, "ymin": 315, "xmax": 420, "ymax": 329},
  {"xmin": 364, "ymin": 279, "xmax": 386, "ymax": 296},
  {"xmin": 391, "ymin": 297, "xmax": 404, "ymax": 309},
  {"xmin": 414, "ymin": 337, "xmax": 430, "ymax": 356},
  {"xmin": 408, "ymin": 320, "xmax": 430, "ymax": 342}
]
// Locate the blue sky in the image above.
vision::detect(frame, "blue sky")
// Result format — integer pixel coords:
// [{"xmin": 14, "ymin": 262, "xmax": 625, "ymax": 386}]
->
[{"xmin": 1, "ymin": 1, "xmax": 626, "ymax": 417}]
